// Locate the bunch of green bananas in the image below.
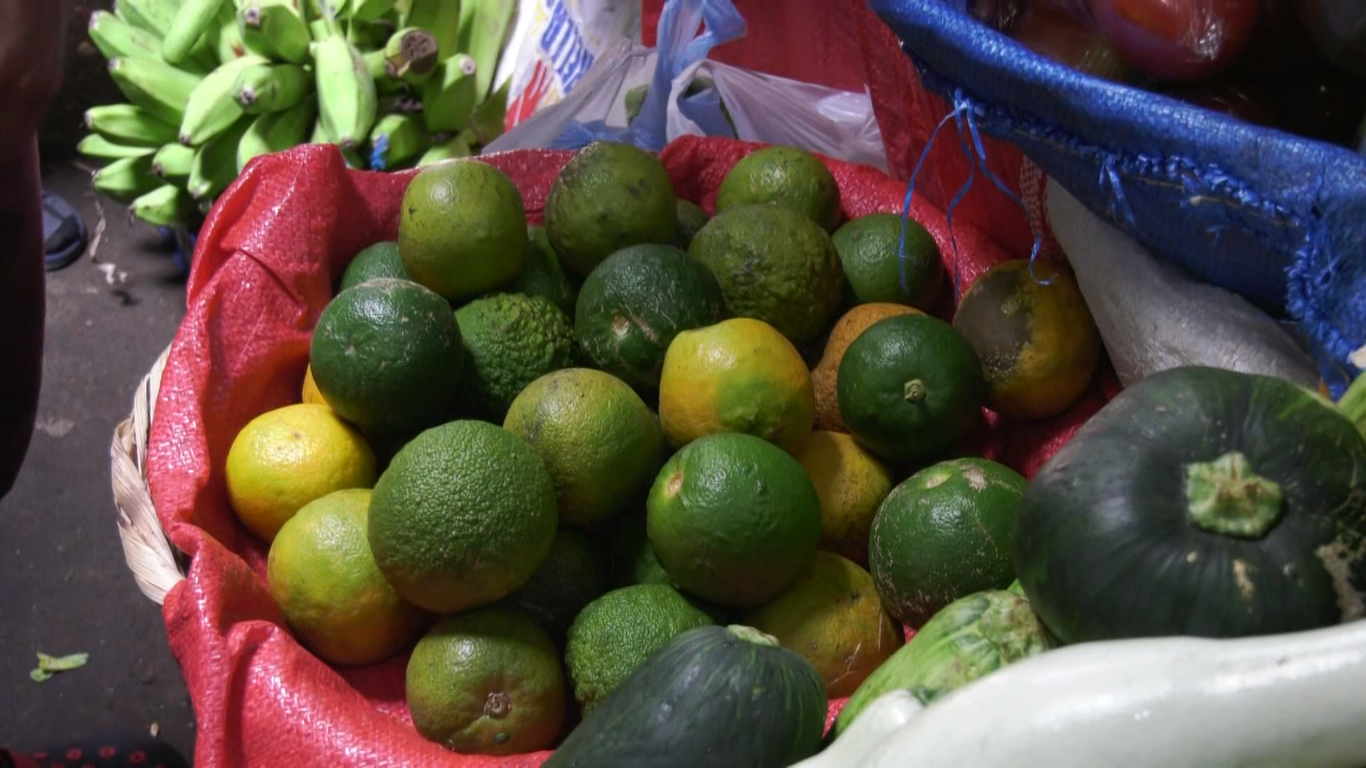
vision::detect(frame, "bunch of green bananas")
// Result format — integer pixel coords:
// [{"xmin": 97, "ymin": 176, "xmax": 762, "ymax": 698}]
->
[{"xmin": 81, "ymin": 0, "xmax": 516, "ymax": 230}]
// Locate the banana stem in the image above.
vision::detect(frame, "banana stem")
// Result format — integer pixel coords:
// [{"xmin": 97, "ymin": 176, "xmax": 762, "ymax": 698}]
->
[{"xmin": 320, "ymin": 2, "xmax": 341, "ymax": 36}]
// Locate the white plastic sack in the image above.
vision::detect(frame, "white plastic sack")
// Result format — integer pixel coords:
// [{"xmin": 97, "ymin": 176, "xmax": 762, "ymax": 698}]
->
[
  {"xmin": 486, "ymin": 0, "xmax": 887, "ymax": 171},
  {"xmin": 494, "ymin": 0, "xmax": 644, "ymax": 131},
  {"xmin": 1046, "ymin": 177, "xmax": 1320, "ymax": 388}
]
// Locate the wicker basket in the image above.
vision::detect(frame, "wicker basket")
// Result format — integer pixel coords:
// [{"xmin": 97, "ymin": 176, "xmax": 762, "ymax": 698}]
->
[{"xmin": 109, "ymin": 346, "xmax": 185, "ymax": 605}]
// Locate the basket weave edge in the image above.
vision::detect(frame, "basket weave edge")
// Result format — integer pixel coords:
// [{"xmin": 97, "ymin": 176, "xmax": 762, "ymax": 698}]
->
[{"xmin": 109, "ymin": 344, "xmax": 184, "ymax": 605}]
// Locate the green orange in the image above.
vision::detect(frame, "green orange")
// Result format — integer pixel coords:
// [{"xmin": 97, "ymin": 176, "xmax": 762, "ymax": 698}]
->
[
  {"xmin": 503, "ymin": 368, "xmax": 664, "ymax": 529},
  {"xmin": 267, "ymin": 489, "xmax": 426, "ymax": 666},
  {"xmin": 647, "ymin": 432, "xmax": 822, "ymax": 607},
  {"xmin": 406, "ymin": 607, "xmax": 566, "ymax": 755},
  {"xmin": 657, "ymin": 318, "xmax": 814, "ymax": 455},
  {"xmin": 739, "ymin": 551, "xmax": 903, "ymax": 697}
]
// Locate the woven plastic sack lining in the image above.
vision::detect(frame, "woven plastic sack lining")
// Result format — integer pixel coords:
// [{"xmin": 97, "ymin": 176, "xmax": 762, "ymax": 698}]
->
[
  {"xmin": 144, "ymin": 2, "xmax": 1118, "ymax": 763},
  {"xmin": 144, "ymin": 135, "xmax": 1115, "ymax": 766},
  {"xmin": 871, "ymin": 0, "xmax": 1366, "ymax": 396}
]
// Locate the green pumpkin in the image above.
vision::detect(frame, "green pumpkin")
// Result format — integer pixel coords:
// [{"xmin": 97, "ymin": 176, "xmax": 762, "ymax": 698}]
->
[
  {"xmin": 546, "ymin": 625, "xmax": 827, "ymax": 768},
  {"xmin": 1015, "ymin": 366, "xmax": 1366, "ymax": 644}
]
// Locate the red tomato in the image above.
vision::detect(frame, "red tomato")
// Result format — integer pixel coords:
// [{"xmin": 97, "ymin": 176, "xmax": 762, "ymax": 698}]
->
[
  {"xmin": 1090, "ymin": 0, "xmax": 1260, "ymax": 80},
  {"xmin": 1012, "ymin": 7, "xmax": 1130, "ymax": 81}
]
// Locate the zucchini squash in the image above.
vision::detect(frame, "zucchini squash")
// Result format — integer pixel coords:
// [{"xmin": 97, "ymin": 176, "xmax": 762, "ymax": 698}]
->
[
  {"xmin": 545, "ymin": 624, "xmax": 827, "ymax": 768},
  {"xmin": 814, "ymin": 618, "xmax": 1366, "ymax": 766},
  {"xmin": 835, "ymin": 589, "xmax": 1050, "ymax": 734},
  {"xmin": 1015, "ymin": 366, "xmax": 1366, "ymax": 643}
]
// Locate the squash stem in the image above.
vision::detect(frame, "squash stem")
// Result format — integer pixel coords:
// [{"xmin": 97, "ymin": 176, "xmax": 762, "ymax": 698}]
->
[
  {"xmin": 726, "ymin": 625, "xmax": 779, "ymax": 647},
  {"xmin": 1339, "ymin": 373, "xmax": 1366, "ymax": 440},
  {"xmin": 1184, "ymin": 452, "xmax": 1283, "ymax": 539},
  {"xmin": 903, "ymin": 379, "xmax": 927, "ymax": 403}
]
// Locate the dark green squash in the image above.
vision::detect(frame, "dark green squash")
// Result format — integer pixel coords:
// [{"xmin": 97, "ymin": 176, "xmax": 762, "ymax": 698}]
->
[
  {"xmin": 1015, "ymin": 366, "xmax": 1366, "ymax": 644},
  {"xmin": 544, "ymin": 624, "xmax": 827, "ymax": 768}
]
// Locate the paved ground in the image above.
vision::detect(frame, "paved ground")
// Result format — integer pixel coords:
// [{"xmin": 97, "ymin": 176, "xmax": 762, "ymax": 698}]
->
[{"xmin": 0, "ymin": 163, "xmax": 196, "ymax": 759}]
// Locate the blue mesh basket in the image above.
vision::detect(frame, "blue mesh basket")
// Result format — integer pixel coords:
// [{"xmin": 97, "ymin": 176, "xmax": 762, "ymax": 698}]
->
[{"xmin": 872, "ymin": 0, "xmax": 1366, "ymax": 395}]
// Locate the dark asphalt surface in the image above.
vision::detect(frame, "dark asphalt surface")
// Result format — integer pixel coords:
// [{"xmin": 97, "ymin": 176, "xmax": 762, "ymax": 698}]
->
[{"xmin": 0, "ymin": 163, "xmax": 195, "ymax": 761}]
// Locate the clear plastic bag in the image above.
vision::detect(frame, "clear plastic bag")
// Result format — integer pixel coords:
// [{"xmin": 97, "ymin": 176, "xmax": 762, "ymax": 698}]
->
[
  {"xmin": 1045, "ymin": 177, "xmax": 1319, "ymax": 388},
  {"xmin": 486, "ymin": 0, "xmax": 887, "ymax": 170}
]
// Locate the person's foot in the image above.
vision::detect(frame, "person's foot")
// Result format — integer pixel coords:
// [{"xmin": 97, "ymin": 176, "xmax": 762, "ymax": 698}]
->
[{"xmin": 41, "ymin": 191, "xmax": 86, "ymax": 272}]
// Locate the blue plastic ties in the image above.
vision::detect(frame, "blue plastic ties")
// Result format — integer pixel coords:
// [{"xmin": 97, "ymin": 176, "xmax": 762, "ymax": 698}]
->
[
  {"xmin": 899, "ymin": 87, "xmax": 1050, "ymax": 301},
  {"xmin": 369, "ymin": 134, "xmax": 391, "ymax": 171},
  {"xmin": 899, "ymin": 106, "xmax": 963, "ymax": 295},
  {"xmin": 959, "ymin": 97, "xmax": 1047, "ymax": 285},
  {"xmin": 943, "ymin": 103, "xmax": 977, "ymax": 302},
  {"xmin": 1099, "ymin": 154, "xmax": 1136, "ymax": 227}
]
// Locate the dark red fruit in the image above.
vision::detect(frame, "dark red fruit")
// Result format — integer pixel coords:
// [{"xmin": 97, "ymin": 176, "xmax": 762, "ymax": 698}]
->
[
  {"xmin": 1013, "ymin": 7, "xmax": 1130, "ymax": 81},
  {"xmin": 1090, "ymin": 0, "xmax": 1259, "ymax": 80}
]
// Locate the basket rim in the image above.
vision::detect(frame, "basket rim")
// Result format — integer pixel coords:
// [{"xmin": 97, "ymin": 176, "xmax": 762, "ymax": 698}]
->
[{"xmin": 109, "ymin": 344, "xmax": 186, "ymax": 606}]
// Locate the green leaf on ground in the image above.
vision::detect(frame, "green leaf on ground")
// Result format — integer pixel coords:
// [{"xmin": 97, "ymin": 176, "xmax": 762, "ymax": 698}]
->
[{"xmin": 30, "ymin": 651, "xmax": 89, "ymax": 683}]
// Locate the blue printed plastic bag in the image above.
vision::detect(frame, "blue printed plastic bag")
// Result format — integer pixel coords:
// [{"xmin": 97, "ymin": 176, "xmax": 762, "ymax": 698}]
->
[
  {"xmin": 485, "ymin": 0, "xmax": 888, "ymax": 171},
  {"xmin": 872, "ymin": 0, "xmax": 1366, "ymax": 394}
]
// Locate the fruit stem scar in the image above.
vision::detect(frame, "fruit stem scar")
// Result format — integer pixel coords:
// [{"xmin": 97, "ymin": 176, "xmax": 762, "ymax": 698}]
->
[
  {"xmin": 903, "ymin": 379, "xmax": 927, "ymax": 403},
  {"xmin": 484, "ymin": 691, "xmax": 512, "ymax": 719},
  {"xmin": 1184, "ymin": 451, "xmax": 1283, "ymax": 539}
]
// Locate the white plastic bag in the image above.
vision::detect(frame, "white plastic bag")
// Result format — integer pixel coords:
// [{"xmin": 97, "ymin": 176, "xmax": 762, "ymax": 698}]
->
[
  {"xmin": 494, "ymin": 0, "xmax": 644, "ymax": 132},
  {"xmin": 1046, "ymin": 177, "xmax": 1320, "ymax": 388},
  {"xmin": 486, "ymin": 0, "xmax": 887, "ymax": 171}
]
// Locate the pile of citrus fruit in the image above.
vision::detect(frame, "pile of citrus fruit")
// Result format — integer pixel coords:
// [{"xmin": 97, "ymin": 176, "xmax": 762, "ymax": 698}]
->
[{"xmin": 224, "ymin": 139, "xmax": 1105, "ymax": 760}]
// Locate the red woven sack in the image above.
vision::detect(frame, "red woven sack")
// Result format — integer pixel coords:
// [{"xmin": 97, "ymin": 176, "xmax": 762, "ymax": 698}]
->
[
  {"xmin": 146, "ymin": 136, "xmax": 1113, "ymax": 768},
  {"xmin": 144, "ymin": 4, "xmax": 1115, "ymax": 765}
]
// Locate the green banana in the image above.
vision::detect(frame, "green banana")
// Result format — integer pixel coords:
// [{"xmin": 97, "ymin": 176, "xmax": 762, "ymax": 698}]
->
[
  {"xmin": 468, "ymin": 79, "xmax": 509, "ymax": 146},
  {"xmin": 211, "ymin": 1, "xmax": 248, "ymax": 65},
  {"xmin": 92, "ymin": 154, "xmax": 162, "ymax": 204},
  {"xmin": 308, "ymin": 19, "xmax": 331, "ymax": 42},
  {"xmin": 163, "ymin": 0, "xmax": 229, "ymax": 65},
  {"xmin": 152, "ymin": 142, "xmax": 195, "ymax": 184},
  {"xmin": 315, "ymin": 33, "xmax": 378, "ymax": 149},
  {"xmin": 362, "ymin": 49, "xmax": 406, "ymax": 95},
  {"xmin": 114, "ymin": 0, "xmax": 176, "ymax": 37},
  {"xmin": 238, "ymin": 0, "xmax": 312, "ymax": 64},
  {"xmin": 238, "ymin": 101, "xmax": 318, "ymax": 172},
  {"xmin": 383, "ymin": 26, "xmax": 438, "ymax": 85},
  {"xmin": 77, "ymin": 134, "xmax": 157, "ymax": 161},
  {"xmin": 179, "ymin": 54, "xmax": 266, "ymax": 147},
  {"xmin": 416, "ymin": 130, "xmax": 471, "ymax": 167},
  {"xmin": 421, "ymin": 54, "xmax": 477, "ymax": 134},
  {"xmin": 402, "ymin": 0, "xmax": 460, "ymax": 62},
  {"xmin": 368, "ymin": 112, "xmax": 428, "ymax": 169},
  {"xmin": 310, "ymin": 118, "xmax": 366, "ymax": 168},
  {"xmin": 108, "ymin": 57, "xmax": 203, "ymax": 126},
  {"xmin": 132, "ymin": 184, "xmax": 198, "ymax": 228},
  {"xmin": 234, "ymin": 63, "xmax": 313, "ymax": 114},
  {"xmin": 94, "ymin": 7, "xmax": 219, "ymax": 74},
  {"xmin": 455, "ymin": 0, "xmax": 516, "ymax": 102},
  {"xmin": 85, "ymin": 104, "xmax": 180, "ymax": 146},
  {"xmin": 89, "ymin": 11, "xmax": 164, "ymax": 62},
  {"xmin": 188, "ymin": 116, "xmax": 254, "ymax": 201},
  {"xmin": 350, "ymin": 0, "xmax": 395, "ymax": 22}
]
